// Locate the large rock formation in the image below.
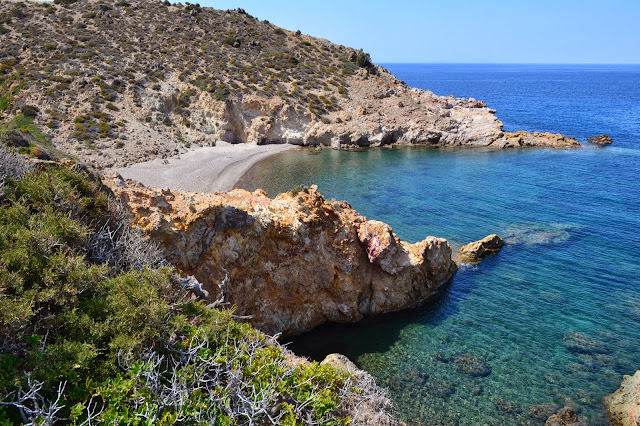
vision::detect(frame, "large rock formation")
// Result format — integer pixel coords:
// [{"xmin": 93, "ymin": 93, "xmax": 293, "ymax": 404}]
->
[
  {"xmin": 604, "ymin": 371, "xmax": 640, "ymax": 426},
  {"xmin": 107, "ymin": 178, "xmax": 457, "ymax": 336}
]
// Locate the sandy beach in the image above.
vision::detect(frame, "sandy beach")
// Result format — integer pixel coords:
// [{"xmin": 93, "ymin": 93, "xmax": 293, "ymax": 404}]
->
[{"xmin": 112, "ymin": 142, "xmax": 298, "ymax": 193}]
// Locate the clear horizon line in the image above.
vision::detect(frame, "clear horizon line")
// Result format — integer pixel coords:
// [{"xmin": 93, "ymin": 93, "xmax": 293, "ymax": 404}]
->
[{"xmin": 377, "ymin": 62, "xmax": 640, "ymax": 66}]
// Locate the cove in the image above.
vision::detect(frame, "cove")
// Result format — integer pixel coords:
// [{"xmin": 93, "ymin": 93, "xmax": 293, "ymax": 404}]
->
[{"xmin": 238, "ymin": 65, "xmax": 640, "ymax": 425}]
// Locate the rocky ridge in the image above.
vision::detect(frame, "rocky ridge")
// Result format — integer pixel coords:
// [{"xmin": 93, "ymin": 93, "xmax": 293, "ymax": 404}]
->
[
  {"xmin": 0, "ymin": 0, "xmax": 580, "ymax": 169},
  {"xmin": 107, "ymin": 178, "xmax": 457, "ymax": 336}
]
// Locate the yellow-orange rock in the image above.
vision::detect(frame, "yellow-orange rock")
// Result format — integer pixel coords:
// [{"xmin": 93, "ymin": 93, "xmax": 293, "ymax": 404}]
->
[{"xmin": 108, "ymin": 179, "xmax": 457, "ymax": 336}]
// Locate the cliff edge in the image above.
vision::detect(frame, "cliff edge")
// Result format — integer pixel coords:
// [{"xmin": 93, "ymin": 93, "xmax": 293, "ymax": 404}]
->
[{"xmin": 107, "ymin": 178, "xmax": 457, "ymax": 336}]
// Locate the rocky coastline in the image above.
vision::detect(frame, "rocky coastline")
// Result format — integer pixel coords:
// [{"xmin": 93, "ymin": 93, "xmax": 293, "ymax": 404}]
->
[{"xmin": 107, "ymin": 178, "xmax": 457, "ymax": 337}]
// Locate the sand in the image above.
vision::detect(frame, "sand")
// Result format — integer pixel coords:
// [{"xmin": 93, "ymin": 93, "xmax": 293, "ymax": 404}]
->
[{"xmin": 111, "ymin": 142, "xmax": 298, "ymax": 193}]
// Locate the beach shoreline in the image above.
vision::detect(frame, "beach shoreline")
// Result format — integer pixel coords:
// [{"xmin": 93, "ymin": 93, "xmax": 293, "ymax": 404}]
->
[{"xmin": 111, "ymin": 142, "xmax": 298, "ymax": 193}]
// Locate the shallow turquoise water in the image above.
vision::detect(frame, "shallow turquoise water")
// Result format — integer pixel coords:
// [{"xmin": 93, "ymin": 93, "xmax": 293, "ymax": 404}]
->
[{"xmin": 239, "ymin": 65, "xmax": 640, "ymax": 425}]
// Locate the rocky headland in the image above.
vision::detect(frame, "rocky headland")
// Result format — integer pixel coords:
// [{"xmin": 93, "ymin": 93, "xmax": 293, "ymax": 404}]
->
[
  {"xmin": 0, "ymin": 0, "xmax": 580, "ymax": 172},
  {"xmin": 107, "ymin": 178, "xmax": 457, "ymax": 337}
]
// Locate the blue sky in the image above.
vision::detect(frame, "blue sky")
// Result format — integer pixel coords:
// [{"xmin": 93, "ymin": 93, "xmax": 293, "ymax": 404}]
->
[{"xmin": 189, "ymin": 0, "xmax": 640, "ymax": 64}]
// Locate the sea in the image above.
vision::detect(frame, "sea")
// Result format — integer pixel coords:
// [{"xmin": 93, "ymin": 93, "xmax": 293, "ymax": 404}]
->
[{"xmin": 239, "ymin": 64, "xmax": 640, "ymax": 425}]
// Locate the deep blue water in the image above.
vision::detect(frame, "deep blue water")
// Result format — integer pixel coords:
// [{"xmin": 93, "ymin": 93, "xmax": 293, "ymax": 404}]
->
[{"xmin": 240, "ymin": 64, "xmax": 640, "ymax": 425}]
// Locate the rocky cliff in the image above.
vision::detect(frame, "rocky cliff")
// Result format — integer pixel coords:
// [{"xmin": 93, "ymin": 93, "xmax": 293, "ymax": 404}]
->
[
  {"xmin": 0, "ymin": 0, "xmax": 579, "ymax": 169},
  {"xmin": 604, "ymin": 371, "xmax": 640, "ymax": 426},
  {"xmin": 107, "ymin": 178, "xmax": 457, "ymax": 336}
]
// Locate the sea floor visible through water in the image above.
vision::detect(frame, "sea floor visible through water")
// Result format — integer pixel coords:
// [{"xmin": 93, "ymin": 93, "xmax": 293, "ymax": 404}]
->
[{"xmin": 238, "ymin": 64, "xmax": 640, "ymax": 425}]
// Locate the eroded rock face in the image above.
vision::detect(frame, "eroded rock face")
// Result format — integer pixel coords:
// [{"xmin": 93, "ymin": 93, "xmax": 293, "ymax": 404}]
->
[
  {"xmin": 108, "ymin": 179, "xmax": 457, "ymax": 336},
  {"xmin": 604, "ymin": 371, "xmax": 640, "ymax": 426},
  {"xmin": 458, "ymin": 234, "xmax": 504, "ymax": 262}
]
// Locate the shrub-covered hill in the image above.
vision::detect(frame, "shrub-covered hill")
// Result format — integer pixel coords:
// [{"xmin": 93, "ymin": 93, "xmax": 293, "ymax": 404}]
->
[
  {"xmin": 0, "ymin": 0, "xmax": 565, "ymax": 170},
  {"xmin": 0, "ymin": 151, "xmax": 397, "ymax": 425},
  {"xmin": 0, "ymin": 0, "xmax": 376, "ymax": 167}
]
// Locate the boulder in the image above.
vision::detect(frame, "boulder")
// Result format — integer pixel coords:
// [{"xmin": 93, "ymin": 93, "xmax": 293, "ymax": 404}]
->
[
  {"xmin": 3, "ymin": 129, "xmax": 31, "ymax": 148},
  {"xmin": 587, "ymin": 134, "xmax": 613, "ymax": 145},
  {"xmin": 458, "ymin": 234, "xmax": 504, "ymax": 261},
  {"xmin": 108, "ymin": 179, "xmax": 458, "ymax": 337},
  {"xmin": 545, "ymin": 406, "xmax": 584, "ymax": 425},
  {"xmin": 453, "ymin": 353, "xmax": 491, "ymax": 377},
  {"xmin": 563, "ymin": 331, "xmax": 608, "ymax": 355},
  {"xmin": 604, "ymin": 371, "xmax": 640, "ymax": 426},
  {"xmin": 528, "ymin": 403, "xmax": 561, "ymax": 420}
]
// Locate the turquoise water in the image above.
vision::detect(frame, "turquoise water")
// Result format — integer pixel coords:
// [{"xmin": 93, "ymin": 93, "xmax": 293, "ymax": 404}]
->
[{"xmin": 239, "ymin": 65, "xmax": 640, "ymax": 425}]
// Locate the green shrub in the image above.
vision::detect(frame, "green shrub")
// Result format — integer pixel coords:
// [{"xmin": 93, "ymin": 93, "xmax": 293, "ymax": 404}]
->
[
  {"xmin": 0, "ymin": 164, "xmax": 364, "ymax": 425},
  {"xmin": 274, "ymin": 28, "xmax": 285, "ymax": 35},
  {"xmin": 19, "ymin": 105, "xmax": 39, "ymax": 118}
]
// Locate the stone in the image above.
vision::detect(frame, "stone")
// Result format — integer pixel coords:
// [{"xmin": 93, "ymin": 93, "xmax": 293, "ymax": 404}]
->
[
  {"xmin": 563, "ymin": 332, "xmax": 608, "ymax": 355},
  {"xmin": 587, "ymin": 134, "xmax": 613, "ymax": 145},
  {"xmin": 545, "ymin": 407, "xmax": 584, "ymax": 426},
  {"xmin": 493, "ymin": 398, "xmax": 522, "ymax": 415},
  {"xmin": 458, "ymin": 234, "xmax": 504, "ymax": 261},
  {"xmin": 604, "ymin": 371, "xmax": 640, "ymax": 426},
  {"xmin": 30, "ymin": 145, "xmax": 50, "ymax": 160},
  {"xmin": 528, "ymin": 403, "xmax": 560, "ymax": 420},
  {"xmin": 426, "ymin": 380, "xmax": 456, "ymax": 398},
  {"xmin": 453, "ymin": 353, "xmax": 491, "ymax": 377},
  {"xmin": 3, "ymin": 129, "xmax": 31, "ymax": 148},
  {"xmin": 404, "ymin": 369, "xmax": 428, "ymax": 385},
  {"xmin": 107, "ymin": 179, "xmax": 458, "ymax": 337}
]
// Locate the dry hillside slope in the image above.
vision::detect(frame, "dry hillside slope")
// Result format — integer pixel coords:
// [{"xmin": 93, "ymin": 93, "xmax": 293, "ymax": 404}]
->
[{"xmin": 0, "ymin": 0, "xmax": 579, "ymax": 168}]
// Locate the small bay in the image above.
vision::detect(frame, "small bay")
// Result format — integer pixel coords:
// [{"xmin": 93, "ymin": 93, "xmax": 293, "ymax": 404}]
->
[{"xmin": 239, "ymin": 64, "xmax": 640, "ymax": 424}]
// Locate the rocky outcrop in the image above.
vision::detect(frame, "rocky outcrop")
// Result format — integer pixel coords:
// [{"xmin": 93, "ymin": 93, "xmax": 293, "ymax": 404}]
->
[
  {"xmin": 107, "ymin": 179, "xmax": 457, "ymax": 336},
  {"xmin": 587, "ymin": 134, "xmax": 613, "ymax": 145},
  {"xmin": 604, "ymin": 371, "xmax": 640, "ymax": 426},
  {"xmin": 458, "ymin": 234, "xmax": 504, "ymax": 262},
  {"xmin": 545, "ymin": 407, "xmax": 584, "ymax": 425},
  {"xmin": 191, "ymin": 72, "xmax": 582, "ymax": 153}
]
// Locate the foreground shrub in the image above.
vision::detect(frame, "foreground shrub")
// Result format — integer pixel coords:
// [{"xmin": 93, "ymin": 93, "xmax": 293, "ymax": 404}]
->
[{"xmin": 0, "ymin": 162, "xmax": 379, "ymax": 424}]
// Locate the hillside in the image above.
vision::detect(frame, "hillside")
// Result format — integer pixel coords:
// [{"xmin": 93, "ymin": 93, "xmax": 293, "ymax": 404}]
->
[{"xmin": 0, "ymin": 0, "xmax": 578, "ymax": 169}]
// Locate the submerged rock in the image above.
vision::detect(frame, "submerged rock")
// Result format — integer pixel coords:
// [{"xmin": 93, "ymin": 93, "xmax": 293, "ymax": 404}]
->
[
  {"xmin": 458, "ymin": 234, "xmax": 504, "ymax": 262},
  {"xmin": 453, "ymin": 353, "xmax": 491, "ymax": 377},
  {"xmin": 493, "ymin": 398, "xmax": 522, "ymax": 415},
  {"xmin": 587, "ymin": 134, "xmax": 613, "ymax": 145},
  {"xmin": 528, "ymin": 403, "xmax": 561, "ymax": 420},
  {"xmin": 604, "ymin": 371, "xmax": 640, "ymax": 426},
  {"xmin": 426, "ymin": 379, "xmax": 456, "ymax": 398},
  {"xmin": 563, "ymin": 332, "xmax": 609, "ymax": 355},
  {"xmin": 108, "ymin": 180, "xmax": 458, "ymax": 337},
  {"xmin": 545, "ymin": 407, "xmax": 584, "ymax": 426}
]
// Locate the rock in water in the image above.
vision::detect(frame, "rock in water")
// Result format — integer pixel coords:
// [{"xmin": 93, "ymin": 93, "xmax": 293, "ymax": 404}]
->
[
  {"xmin": 528, "ymin": 403, "xmax": 561, "ymax": 420},
  {"xmin": 545, "ymin": 406, "xmax": 584, "ymax": 425},
  {"xmin": 587, "ymin": 134, "xmax": 613, "ymax": 145},
  {"xmin": 458, "ymin": 234, "xmax": 504, "ymax": 261},
  {"xmin": 453, "ymin": 353, "xmax": 491, "ymax": 377},
  {"xmin": 108, "ymin": 179, "xmax": 458, "ymax": 337},
  {"xmin": 604, "ymin": 371, "xmax": 640, "ymax": 426},
  {"xmin": 563, "ymin": 331, "xmax": 608, "ymax": 355}
]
